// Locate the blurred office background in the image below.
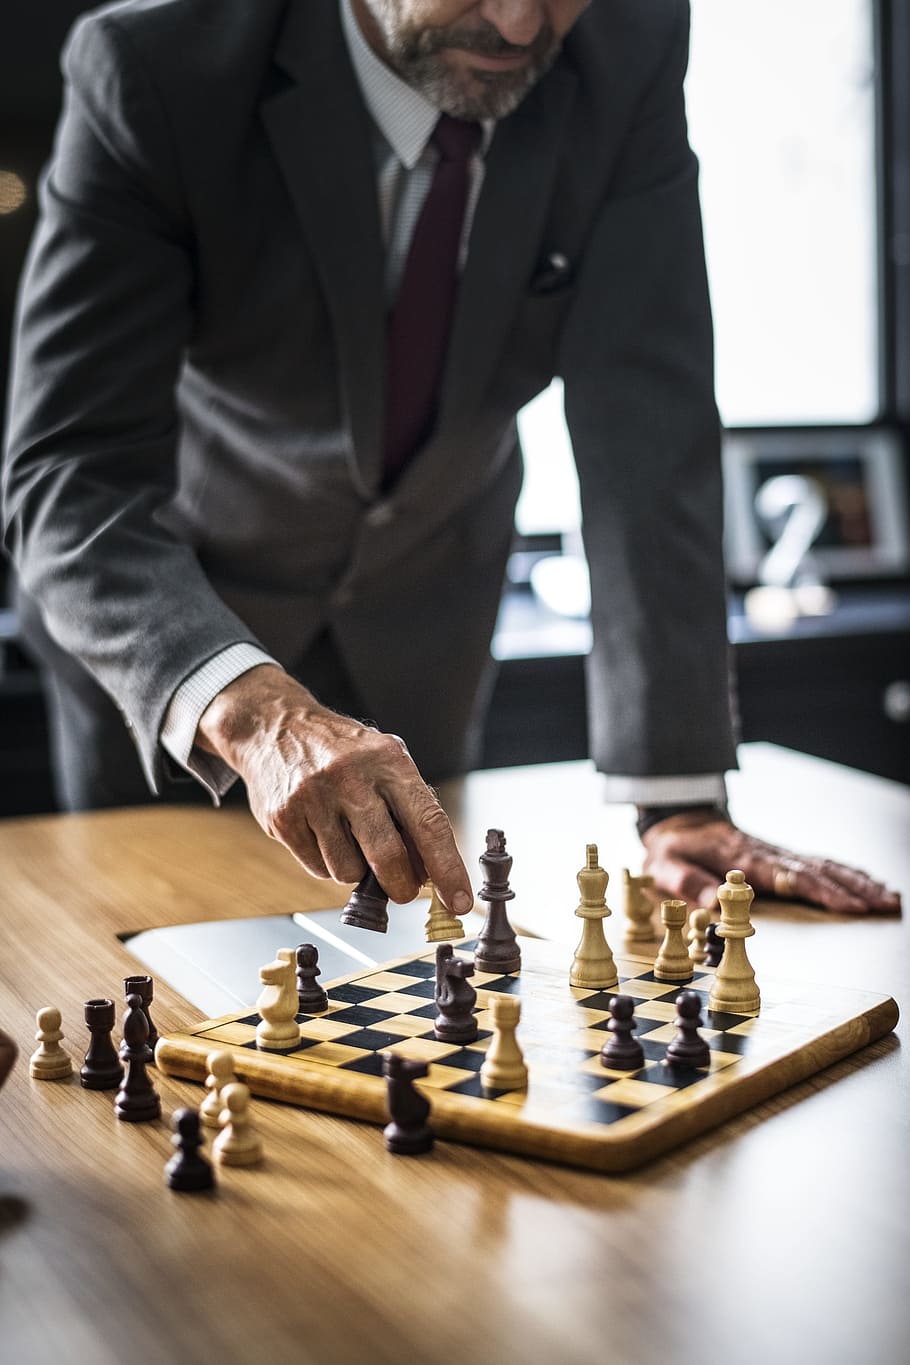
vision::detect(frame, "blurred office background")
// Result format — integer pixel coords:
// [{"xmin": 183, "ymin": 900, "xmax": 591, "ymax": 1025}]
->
[{"xmin": 1, "ymin": 0, "xmax": 908, "ymax": 815}]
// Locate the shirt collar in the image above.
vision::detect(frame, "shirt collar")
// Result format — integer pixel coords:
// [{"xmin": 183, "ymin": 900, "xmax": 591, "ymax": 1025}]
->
[
  {"xmin": 340, "ymin": 0, "xmax": 439, "ymax": 168},
  {"xmin": 340, "ymin": 0, "xmax": 494, "ymax": 165}
]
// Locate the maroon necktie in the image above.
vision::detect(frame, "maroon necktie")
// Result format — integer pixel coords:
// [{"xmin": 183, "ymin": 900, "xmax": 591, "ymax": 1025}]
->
[{"xmin": 382, "ymin": 114, "xmax": 483, "ymax": 488}]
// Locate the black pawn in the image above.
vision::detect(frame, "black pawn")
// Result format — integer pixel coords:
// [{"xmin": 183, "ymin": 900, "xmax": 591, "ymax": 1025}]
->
[
  {"xmin": 80, "ymin": 998, "xmax": 125, "ymax": 1090},
  {"xmin": 600, "ymin": 994, "xmax": 644, "ymax": 1071},
  {"xmin": 434, "ymin": 943, "xmax": 478, "ymax": 1044},
  {"xmin": 382, "ymin": 1053, "xmax": 434, "ymax": 1155},
  {"xmin": 115, "ymin": 993, "xmax": 161, "ymax": 1122},
  {"xmin": 341, "ymin": 869, "xmax": 390, "ymax": 933},
  {"xmin": 704, "ymin": 922, "xmax": 725, "ymax": 968},
  {"xmin": 296, "ymin": 943, "xmax": 329, "ymax": 1014},
  {"xmin": 665, "ymin": 989, "xmax": 711, "ymax": 1068},
  {"xmin": 122, "ymin": 974, "xmax": 157, "ymax": 1064},
  {"xmin": 474, "ymin": 829, "xmax": 521, "ymax": 975},
  {"xmin": 165, "ymin": 1108, "xmax": 215, "ymax": 1192}
]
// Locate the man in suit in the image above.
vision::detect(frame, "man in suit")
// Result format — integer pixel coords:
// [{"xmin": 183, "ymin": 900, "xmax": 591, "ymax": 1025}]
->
[{"xmin": 2, "ymin": 0, "xmax": 899, "ymax": 915}]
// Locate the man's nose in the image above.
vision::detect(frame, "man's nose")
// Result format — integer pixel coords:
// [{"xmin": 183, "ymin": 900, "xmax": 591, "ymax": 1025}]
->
[{"xmin": 477, "ymin": 0, "xmax": 546, "ymax": 48}]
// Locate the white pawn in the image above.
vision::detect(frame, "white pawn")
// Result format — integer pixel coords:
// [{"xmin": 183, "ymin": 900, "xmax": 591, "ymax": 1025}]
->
[
  {"xmin": 200, "ymin": 1049, "xmax": 235, "ymax": 1128},
  {"xmin": 29, "ymin": 1006, "xmax": 74, "ymax": 1080},
  {"xmin": 213, "ymin": 1082, "xmax": 263, "ymax": 1166},
  {"xmin": 570, "ymin": 844, "xmax": 618, "ymax": 989},
  {"xmin": 423, "ymin": 882, "xmax": 466, "ymax": 943},
  {"xmin": 480, "ymin": 995, "xmax": 528, "ymax": 1091},
  {"xmin": 653, "ymin": 899, "xmax": 694, "ymax": 982},
  {"xmin": 256, "ymin": 947, "xmax": 300, "ymax": 1051},
  {"xmin": 687, "ymin": 907, "xmax": 711, "ymax": 965}
]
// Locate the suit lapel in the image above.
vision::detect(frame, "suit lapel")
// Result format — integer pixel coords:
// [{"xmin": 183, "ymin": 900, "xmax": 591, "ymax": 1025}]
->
[
  {"xmin": 440, "ymin": 63, "xmax": 578, "ymax": 427},
  {"xmin": 260, "ymin": 1, "xmax": 385, "ymax": 495}
]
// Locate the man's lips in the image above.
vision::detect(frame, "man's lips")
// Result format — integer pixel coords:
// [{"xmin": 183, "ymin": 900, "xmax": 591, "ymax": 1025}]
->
[{"xmin": 446, "ymin": 48, "xmax": 531, "ymax": 71}]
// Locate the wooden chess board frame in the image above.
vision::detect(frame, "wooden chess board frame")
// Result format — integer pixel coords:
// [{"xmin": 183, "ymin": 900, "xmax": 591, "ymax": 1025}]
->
[{"xmin": 156, "ymin": 938, "xmax": 899, "ymax": 1172}]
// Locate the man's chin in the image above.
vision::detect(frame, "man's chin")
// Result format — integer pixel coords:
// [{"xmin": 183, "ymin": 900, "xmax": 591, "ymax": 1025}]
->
[{"xmin": 415, "ymin": 66, "xmax": 538, "ymax": 120}]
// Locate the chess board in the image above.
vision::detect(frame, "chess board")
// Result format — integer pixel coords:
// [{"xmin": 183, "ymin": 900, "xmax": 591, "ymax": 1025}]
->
[{"xmin": 156, "ymin": 938, "xmax": 899, "ymax": 1172}]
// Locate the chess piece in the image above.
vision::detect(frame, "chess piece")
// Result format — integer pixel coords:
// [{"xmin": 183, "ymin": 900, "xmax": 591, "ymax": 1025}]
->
[
  {"xmin": 0, "ymin": 1026, "xmax": 17, "ymax": 1093},
  {"xmin": 200, "ymin": 1050, "xmax": 236, "ymax": 1129},
  {"xmin": 256, "ymin": 948, "xmax": 300, "ymax": 1051},
  {"xmin": 29, "ymin": 1006, "xmax": 74, "ymax": 1080},
  {"xmin": 569, "ymin": 844, "xmax": 618, "ymax": 989},
  {"xmin": 480, "ymin": 994, "xmax": 528, "ymax": 1091},
  {"xmin": 704, "ymin": 922, "xmax": 725, "ymax": 968},
  {"xmin": 341, "ymin": 869, "xmax": 390, "ymax": 933},
  {"xmin": 687, "ymin": 908, "xmax": 711, "ymax": 965},
  {"xmin": 295, "ymin": 943, "xmax": 329, "ymax": 1014},
  {"xmin": 434, "ymin": 944, "xmax": 477, "ymax": 1043},
  {"xmin": 80, "ymin": 997, "xmax": 124, "ymax": 1090},
  {"xmin": 653, "ymin": 899, "xmax": 694, "ymax": 983},
  {"xmin": 665, "ymin": 990, "xmax": 711, "ymax": 1068},
  {"xmin": 623, "ymin": 869, "xmax": 657, "ymax": 946},
  {"xmin": 600, "ymin": 995, "xmax": 645, "ymax": 1070},
  {"xmin": 213, "ymin": 1082, "xmax": 263, "ymax": 1166},
  {"xmin": 709, "ymin": 871, "xmax": 761, "ymax": 1014},
  {"xmin": 382, "ymin": 1053, "xmax": 434, "ymax": 1155},
  {"xmin": 123, "ymin": 974, "xmax": 158, "ymax": 1061},
  {"xmin": 424, "ymin": 883, "xmax": 466, "ymax": 943},
  {"xmin": 474, "ymin": 829, "xmax": 521, "ymax": 975},
  {"xmin": 115, "ymin": 993, "xmax": 161, "ymax": 1122},
  {"xmin": 165, "ymin": 1108, "xmax": 216, "ymax": 1192}
]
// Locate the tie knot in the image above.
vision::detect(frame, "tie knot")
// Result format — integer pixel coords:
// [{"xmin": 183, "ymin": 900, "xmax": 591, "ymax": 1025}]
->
[{"xmin": 432, "ymin": 114, "xmax": 482, "ymax": 164}]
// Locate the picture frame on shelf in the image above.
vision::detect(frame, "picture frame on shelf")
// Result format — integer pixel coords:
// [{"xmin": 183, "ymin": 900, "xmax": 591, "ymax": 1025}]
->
[{"xmin": 722, "ymin": 426, "xmax": 910, "ymax": 585}]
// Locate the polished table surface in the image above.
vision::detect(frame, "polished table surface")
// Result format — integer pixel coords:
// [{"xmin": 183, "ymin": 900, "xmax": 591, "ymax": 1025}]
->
[{"xmin": 0, "ymin": 743, "xmax": 907, "ymax": 1365}]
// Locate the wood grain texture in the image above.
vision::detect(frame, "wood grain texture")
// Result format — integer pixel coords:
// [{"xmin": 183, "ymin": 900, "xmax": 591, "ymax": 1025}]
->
[{"xmin": 0, "ymin": 745, "xmax": 908, "ymax": 1365}]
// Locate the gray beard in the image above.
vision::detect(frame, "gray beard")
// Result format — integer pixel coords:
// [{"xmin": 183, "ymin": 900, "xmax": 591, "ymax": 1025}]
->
[{"xmin": 365, "ymin": 6, "xmax": 562, "ymax": 120}]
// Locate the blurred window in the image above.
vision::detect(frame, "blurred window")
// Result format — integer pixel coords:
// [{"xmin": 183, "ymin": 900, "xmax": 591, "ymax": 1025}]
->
[{"xmin": 515, "ymin": 0, "xmax": 879, "ymax": 537}]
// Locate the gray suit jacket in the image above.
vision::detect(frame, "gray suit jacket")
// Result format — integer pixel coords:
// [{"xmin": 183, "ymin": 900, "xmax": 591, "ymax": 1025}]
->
[{"xmin": 2, "ymin": 0, "xmax": 737, "ymax": 790}]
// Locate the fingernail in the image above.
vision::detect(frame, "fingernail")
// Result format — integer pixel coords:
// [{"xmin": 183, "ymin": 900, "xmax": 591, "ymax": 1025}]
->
[{"xmin": 453, "ymin": 891, "xmax": 473, "ymax": 916}]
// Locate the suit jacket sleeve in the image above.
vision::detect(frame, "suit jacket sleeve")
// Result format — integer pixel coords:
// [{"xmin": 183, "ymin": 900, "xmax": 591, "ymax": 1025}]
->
[
  {"xmin": 560, "ymin": 1, "xmax": 738, "ymax": 780},
  {"xmin": 1, "ymin": 15, "xmax": 263, "ymax": 790}
]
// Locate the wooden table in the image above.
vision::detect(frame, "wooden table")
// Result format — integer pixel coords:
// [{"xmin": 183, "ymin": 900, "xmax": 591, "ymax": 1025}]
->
[{"xmin": 0, "ymin": 743, "xmax": 907, "ymax": 1365}]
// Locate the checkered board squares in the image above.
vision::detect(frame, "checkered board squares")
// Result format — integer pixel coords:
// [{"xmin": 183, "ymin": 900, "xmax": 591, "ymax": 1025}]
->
[{"xmin": 156, "ymin": 938, "xmax": 899, "ymax": 1173}]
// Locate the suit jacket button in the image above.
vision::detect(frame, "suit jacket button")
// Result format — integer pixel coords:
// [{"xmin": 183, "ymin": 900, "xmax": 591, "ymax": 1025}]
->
[{"xmin": 366, "ymin": 504, "xmax": 394, "ymax": 528}]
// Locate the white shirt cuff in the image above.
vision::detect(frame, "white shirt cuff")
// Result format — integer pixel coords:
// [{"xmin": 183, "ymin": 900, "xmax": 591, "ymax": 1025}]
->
[
  {"xmin": 600, "ymin": 773, "xmax": 728, "ymax": 806},
  {"xmin": 160, "ymin": 644, "xmax": 281, "ymax": 804}
]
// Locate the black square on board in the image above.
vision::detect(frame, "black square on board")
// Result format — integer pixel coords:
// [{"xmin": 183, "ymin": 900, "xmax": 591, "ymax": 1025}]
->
[
  {"xmin": 397, "ymin": 980, "xmax": 438, "ymax": 1000},
  {"xmin": 326, "ymin": 1005, "xmax": 392, "ymax": 1028},
  {"xmin": 335, "ymin": 1027, "xmax": 425, "ymax": 1053},
  {"xmin": 327, "ymin": 983, "xmax": 381, "ymax": 1005},
  {"xmin": 478, "ymin": 975, "xmax": 522, "ymax": 995}
]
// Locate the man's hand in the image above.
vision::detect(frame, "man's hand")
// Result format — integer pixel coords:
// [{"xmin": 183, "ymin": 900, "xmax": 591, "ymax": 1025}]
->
[
  {"xmin": 641, "ymin": 809, "xmax": 902, "ymax": 915},
  {"xmin": 196, "ymin": 664, "xmax": 474, "ymax": 914}
]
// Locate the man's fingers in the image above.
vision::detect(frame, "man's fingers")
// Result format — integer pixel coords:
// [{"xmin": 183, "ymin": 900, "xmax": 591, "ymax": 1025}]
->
[
  {"xmin": 388, "ymin": 784, "xmax": 473, "ymax": 916},
  {"xmin": 211, "ymin": 673, "xmax": 473, "ymax": 910},
  {"xmin": 743, "ymin": 839, "xmax": 901, "ymax": 913},
  {"xmin": 640, "ymin": 850, "xmax": 719, "ymax": 914},
  {"xmin": 746, "ymin": 851, "xmax": 873, "ymax": 915},
  {"xmin": 642, "ymin": 814, "xmax": 901, "ymax": 916},
  {"xmin": 345, "ymin": 811, "xmax": 421, "ymax": 904},
  {"xmin": 818, "ymin": 859, "xmax": 901, "ymax": 913},
  {"xmin": 261, "ymin": 808, "xmax": 333, "ymax": 881}
]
